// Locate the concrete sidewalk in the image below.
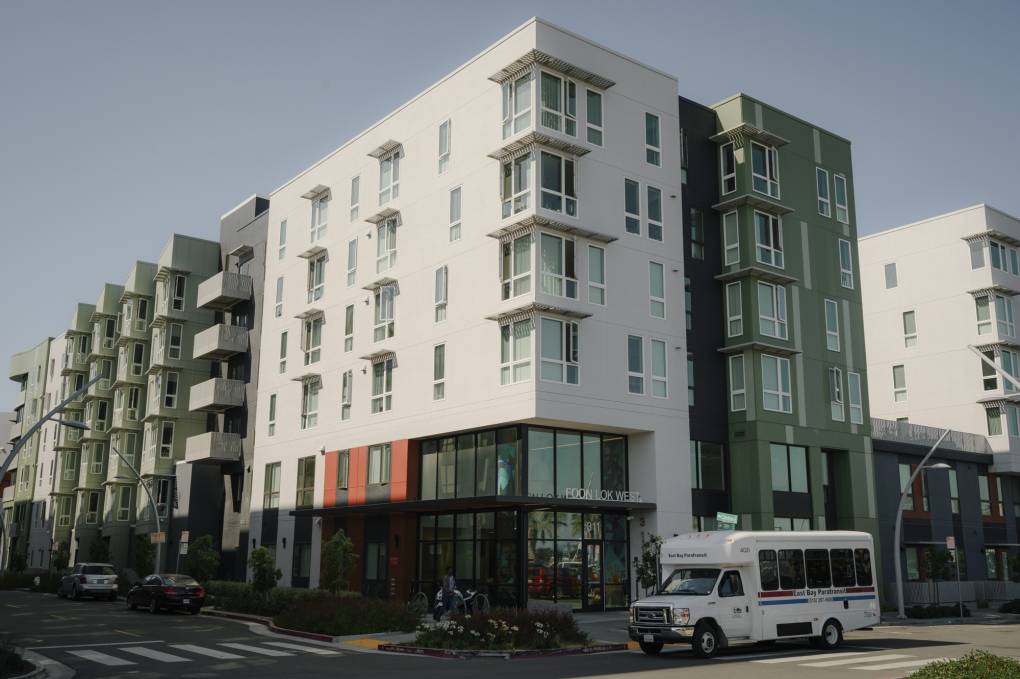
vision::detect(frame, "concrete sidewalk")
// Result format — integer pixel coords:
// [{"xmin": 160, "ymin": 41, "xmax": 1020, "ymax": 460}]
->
[{"xmin": 880, "ymin": 609, "xmax": 1020, "ymax": 626}]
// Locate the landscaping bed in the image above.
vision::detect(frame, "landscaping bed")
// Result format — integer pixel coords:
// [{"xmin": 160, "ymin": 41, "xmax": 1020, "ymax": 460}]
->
[{"xmin": 907, "ymin": 650, "xmax": 1020, "ymax": 678}]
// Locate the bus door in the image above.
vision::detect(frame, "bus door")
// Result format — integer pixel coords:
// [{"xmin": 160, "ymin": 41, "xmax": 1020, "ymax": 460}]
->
[{"xmin": 716, "ymin": 570, "xmax": 752, "ymax": 640}]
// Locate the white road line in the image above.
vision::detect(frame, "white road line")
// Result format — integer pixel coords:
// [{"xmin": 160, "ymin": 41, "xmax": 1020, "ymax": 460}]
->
[
  {"xmin": 220, "ymin": 642, "xmax": 294, "ymax": 657},
  {"xmin": 802, "ymin": 654, "xmax": 914, "ymax": 668},
  {"xmin": 28, "ymin": 641, "xmax": 163, "ymax": 650},
  {"xmin": 261, "ymin": 641, "xmax": 340, "ymax": 655},
  {"xmin": 66, "ymin": 650, "xmax": 135, "ymax": 666},
  {"xmin": 853, "ymin": 657, "xmax": 950, "ymax": 671},
  {"xmin": 754, "ymin": 651, "xmax": 872, "ymax": 664},
  {"xmin": 169, "ymin": 644, "xmax": 244, "ymax": 659},
  {"xmin": 119, "ymin": 646, "xmax": 191, "ymax": 663}
]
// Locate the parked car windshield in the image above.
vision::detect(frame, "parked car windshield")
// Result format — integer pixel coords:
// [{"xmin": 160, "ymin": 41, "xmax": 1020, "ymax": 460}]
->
[
  {"xmin": 659, "ymin": 568, "xmax": 720, "ymax": 595},
  {"xmin": 162, "ymin": 575, "xmax": 199, "ymax": 586},
  {"xmin": 83, "ymin": 566, "xmax": 116, "ymax": 575}
]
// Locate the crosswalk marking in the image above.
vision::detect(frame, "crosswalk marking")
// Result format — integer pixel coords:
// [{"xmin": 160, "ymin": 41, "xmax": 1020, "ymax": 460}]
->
[
  {"xmin": 67, "ymin": 650, "xmax": 135, "ymax": 666},
  {"xmin": 219, "ymin": 642, "xmax": 294, "ymax": 657},
  {"xmin": 119, "ymin": 646, "xmax": 191, "ymax": 663},
  {"xmin": 754, "ymin": 651, "xmax": 871, "ymax": 664},
  {"xmin": 261, "ymin": 641, "xmax": 340, "ymax": 655},
  {"xmin": 802, "ymin": 654, "xmax": 914, "ymax": 668},
  {"xmin": 853, "ymin": 657, "xmax": 951, "ymax": 671},
  {"xmin": 169, "ymin": 644, "xmax": 244, "ymax": 659}
]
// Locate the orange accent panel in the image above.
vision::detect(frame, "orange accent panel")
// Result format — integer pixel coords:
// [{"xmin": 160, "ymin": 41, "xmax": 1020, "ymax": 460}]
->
[
  {"xmin": 348, "ymin": 446, "xmax": 368, "ymax": 505},
  {"xmin": 390, "ymin": 439, "xmax": 409, "ymax": 502},
  {"xmin": 323, "ymin": 451, "xmax": 338, "ymax": 507}
]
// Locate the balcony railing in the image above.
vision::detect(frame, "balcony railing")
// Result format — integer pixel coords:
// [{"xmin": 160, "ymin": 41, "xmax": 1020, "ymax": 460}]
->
[
  {"xmin": 189, "ymin": 377, "xmax": 245, "ymax": 412},
  {"xmin": 870, "ymin": 418, "xmax": 992, "ymax": 455},
  {"xmin": 185, "ymin": 431, "xmax": 242, "ymax": 464},
  {"xmin": 197, "ymin": 271, "xmax": 252, "ymax": 311},
  {"xmin": 193, "ymin": 324, "xmax": 248, "ymax": 361}
]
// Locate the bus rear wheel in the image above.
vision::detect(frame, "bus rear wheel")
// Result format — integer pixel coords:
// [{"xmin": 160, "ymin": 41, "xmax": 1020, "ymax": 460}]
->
[
  {"xmin": 638, "ymin": 641, "xmax": 663, "ymax": 655},
  {"xmin": 812, "ymin": 619, "xmax": 843, "ymax": 650}
]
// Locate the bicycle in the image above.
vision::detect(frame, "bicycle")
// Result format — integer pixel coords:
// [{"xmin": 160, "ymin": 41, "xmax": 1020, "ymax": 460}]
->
[{"xmin": 407, "ymin": 590, "xmax": 430, "ymax": 615}]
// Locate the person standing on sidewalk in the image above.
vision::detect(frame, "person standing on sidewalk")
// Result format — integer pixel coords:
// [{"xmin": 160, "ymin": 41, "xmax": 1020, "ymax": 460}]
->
[{"xmin": 434, "ymin": 568, "xmax": 457, "ymax": 621}]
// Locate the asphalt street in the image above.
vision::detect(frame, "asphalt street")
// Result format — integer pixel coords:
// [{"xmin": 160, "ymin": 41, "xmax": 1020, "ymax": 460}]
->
[{"xmin": 2, "ymin": 590, "xmax": 1018, "ymax": 679}]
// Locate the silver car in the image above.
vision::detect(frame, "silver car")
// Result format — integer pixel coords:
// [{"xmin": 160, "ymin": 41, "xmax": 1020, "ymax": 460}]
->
[{"xmin": 58, "ymin": 563, "xmax": 119, "ymax": 600}]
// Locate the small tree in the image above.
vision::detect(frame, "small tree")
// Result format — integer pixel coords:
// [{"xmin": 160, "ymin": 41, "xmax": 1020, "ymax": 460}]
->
[
  {"xmin": 88, "ymin": 539, "xmax": 110, "ymax": 563},
  {"xmin": 249, "ymin": 546, "xmax": 281, "ymax": 595},
  {"xmin": 185, "ymin": 535, "xmax": 220, "ymax": 583},
  {"xmin": 134, "ymin": 535, "xmax": 155, "ymax": 575},
  {"xmin": 320, "ymin": 530, "xmax": 358, "ymax": 595},
  {"xmin": 52, "ymin": 544, "xmax": 70, "ymax": 572},
  {"xmin": 632, "ymin": 534, "xmax": 662, "ymax": 594}
]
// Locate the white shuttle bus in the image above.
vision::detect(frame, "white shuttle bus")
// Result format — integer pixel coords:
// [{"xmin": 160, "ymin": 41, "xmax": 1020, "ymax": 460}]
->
[{"xmin": 628, "ymin": 531, "xmax": 878, "ymax": 658}]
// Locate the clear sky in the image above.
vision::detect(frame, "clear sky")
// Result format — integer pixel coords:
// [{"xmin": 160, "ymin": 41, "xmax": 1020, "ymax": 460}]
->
[{"xmin": 1, "ymin": 0, "xmax": 1018, "ymax": 407}]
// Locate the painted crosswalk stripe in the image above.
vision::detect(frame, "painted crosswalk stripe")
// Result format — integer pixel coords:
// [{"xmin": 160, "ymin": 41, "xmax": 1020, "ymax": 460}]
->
[
  {"xmin": 67, "ymin": 650, "xmax": 135, "ymax": 666},
  {"xmin": 169, "ymin": 644, "xmax": 244, "ymax": 659},
  {"xmin": 119, "ymin": 646, "xmax": 191, "ymax": 663},
  {"xmin": 802, "ymin": 654, "xmax": 914, "ymax": 668},
  {"xmin": 854, "ymin": 657, "xmax": 951, "ymax": 671},
  {"xmin": 219, "ymin": 642, "xmax": 293, "ymax": 657},
  {"xmin": 754, "ymin": 651, "xmax": 871, "ymax": 664},
  {"xmin": 261, "ymin": 641, "xmax": 340, "ymax": 655}
]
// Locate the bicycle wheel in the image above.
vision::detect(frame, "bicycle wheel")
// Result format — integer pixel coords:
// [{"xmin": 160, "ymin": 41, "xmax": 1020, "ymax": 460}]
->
[
  {"xmin": 408, "ymin": 591, "xmax": 429, "ymax": 615},
  {"xmin": 452, "ymin": 592, "xmax": 466, "ymax": 615},
  {"xmin": 473, "ymin": 593, "xmax": 491, "ymax": 614}
]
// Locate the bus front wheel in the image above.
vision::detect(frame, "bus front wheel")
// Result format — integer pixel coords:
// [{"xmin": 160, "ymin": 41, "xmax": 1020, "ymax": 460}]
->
[
  {"xmin": 812, "ymin": 619, "xmax": 843, "ymax": 650},
  {"xmin": 692, "ymin": 624, "xmax": 719, "ymax": 659}
]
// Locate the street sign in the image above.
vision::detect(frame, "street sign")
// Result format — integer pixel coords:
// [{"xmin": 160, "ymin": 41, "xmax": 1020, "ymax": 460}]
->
[
  {"xmin": 150, "ymin": 531, "xmax": 166, "ymax": 544},
  {"xmin": 179, "ymin": 543, "xmax": 189, "ymax": 556},
  {"xmin": 946, "ymin": 535, "xmax": 956, "ymax": 550},
  {"xmin": 715, "ymin": 511, "xmax": 738, "ymax": 530},
  {"xmin": 180, "ymin": 530, "xmax": 190, "ymax": 543}
]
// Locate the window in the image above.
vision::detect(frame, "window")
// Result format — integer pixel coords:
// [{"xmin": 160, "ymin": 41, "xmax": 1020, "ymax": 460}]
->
[
  {"xmin": 758, "ymin": 282, "xmax": 788, "ymax": 339},
  {"xmin": 346, "ymin": 239, "xmax": 357, "ymax": 287},
  {"xmin": 720, "ymin": 143, "xmax": 736, "ymax": 194},
  {"xmin": 687, "ymin": 353, "xmax": 694, "ymax": 405},
  {"xmin": 63, "ymin": 450, "xmax": 76, "ymax": 480},
  {"xmin": 279, "ymin": 331, "xmax": 288, "ymax": 373},
  {"xmin": 722, "ymin": 211, "xmax": 739, "ymax": 265},
  {"xmin": 587, "ymin": 245, "xmax": 606, "ymax": 305},
  {"xmin": 539, "ymin": 71, "xmax": 576, "ymax": 135},
  {"xmin": 970, "ymin": 240, "xmax": 986, "ymax": 269},
  {"xmin": 278, "ymin": 220, "xmax": 287, "ymax": 259},
  {"xmin": 997, "ymin": 295, "xmax": 1015, "ymax": 336},
  {"xmin": 373, "ymin": 286, "xmax": 395, "ymax": 341},
  {"xmin": 275, "ymin": 277, "xmax": 283, "ymax": 317},
  {"xmin": 131, "ymin": 342, "xmax": 144, "ymax": 376},
  {"xmin": 438, "ymin": 119, "xmax": 451, "ymax": 173},
  {"xmin": 539, "ymin": 151, "xmax": 576, "ymax": 216},
  {"xmin": 770, "ymin": 444, "xmax": 808, "ymax": 492},
  {"xmin": 645, "ymin": 112, "xmax": 661, "ymax": 166},
  {"xmin": 368, "ymin": 444, "xmax": 391, "ymax": 485},
  {"xmin": 900, "ymin": 309, "xmax": 919, "ymax": 347},
  {"xmin": 501, "ymin": 72, "xmax": 532, "ymax": 138},
  {"xmin": 649, "ymin": 261, "xmax": 665, "ymax": 319},
  {"xmin": 300, "ymin": 379, "xmax": 320, "ymax": 429},
  {"xmin": 885, "ymin": 262, "xmax": 898, "ymax": 288},
  {"xmin": 755, "ymin": 211, "xmax": 784, "ymax": 267},
  {"xmin": 948, "ymin": 468, "xmax": 960, "ymax": 513},
  {"xmin": 729, "ymin": 355, "xmax": 746, "ymax": 411},
  {"xmin": 899, "ymin": 463, "xmax": 916, "ymax": 511},
  {"xmin": 371, "ymin": 359, "xmax": 393, "ymax": 413},
  {"xmin": 85, "ymin": 491, "xmax": 100, "ymax": 524},
  {"xmin": 539, "ymin": 318, "xmax": 579, "ymax": 385},
  {"xmin": 825, "ymin": 299, "xmax": 840, "ymax": 351},
  {"xmin": 816, "ymin": 167, "xmax": 831, "ymax": 217},
  {"xmin": 624, "ymin": 179, "xmax": 640, "ymax": 235},
  {"xmin": 500, "ymin": 320, "xmax": 532, "ymax": 385},
  {"xmin": 829, "ymin": 367, "xmax": 845, "ymax": 422},
  {"xmin": 172, "ymin": 274, "xmax": 186, "ymax": 311},
  {"xmin": 726, "ymin": 282, "xmax": 743, "ymax": 337},
  {"xmin": 310, "ymin": 192, "xmax": 330, "ymax": 242},
  {"xmin": 307, "ymin": 254, "xmax": 326, "ymax": 302},
  {"xmin": 263, "ymin": 462, "xmax": 281, "ymax": 509},
  {"xmin": 376, "ymin": 217, "xmax": 397, "ymax": 273},
  {"xmin": 336, "ymin": 450, "xmax": 350, "ymax": 489},
  {"xmin": 448, "ymin": 187, "xmax": 461, "ymax": 241},
  {"xmin": 627, "ymin": 335, "xmax": 644, "ymax": 394},
  {"xmin": 378, "ymin": 151, "xmax": 400, "ymax": 204},
  {"xmin": 690, "ymin": 441, "xmax": 724, "ymax": 490},
  {"xmin": 159, "ymin": 421, "xmax": 174, "ymax": 458},
  {"xmin": 1004, "ymin": 350, "xmax": 1020, "ymax": 392},
  {"xmin": 834, "ymin": 174, "xmax": 849, "ymax": 223},
  {"xmin": 163, "ymin": 372, "xmax": 179, "ymax": 408},
  {"xmin": 651, "ymin": 339, "xmax": 667, "ymax": 398},
  {"xmin": 688, "ymin": 208, "xmax": 703, "ymax": 256},
  {"xmin": 501, "ymin": 234, "xmax": 531, "ymax": 299},
  {"xmin": 648, "ymin": 187, "xmax": 664, "ymax": 242},
  {"xmin": 539, "ymin": 233, "xmax": 577, "ymax": 299},
  {"xmin": 267, "ymin": 394, "xmax": 276, "ymax": 437},
  {"xmin": 848, "ymin": 371, "xmax": 864, "ymax": 424},
  {"xmin": 344, "ymin": 305, "xmax": 354, "ymax": 352},
  {"xmin": 977, "ymin": 295, "xmax": 992, "ymax": 334},
  {"xmin": 501, "ymin": 153, "xmax": 531, "ymax": 218},
  {"xmin": 90, "ymin": 443, "xmax": 106, "ymax": 475},
  {"xmin": 893, "ymin": 364, "xmax": 907, "ymax": 402},
  {"xmin": 433, "ymin": 344, "xmax": 446, "ymax": 400},
  {"xmin": 434, "ymin": 266, "xmax": 448, "ymax": 322},
  {"xmin": 350, "ymin": 176, "xmax": 360, "ymax": 221},
  {"xmin": 839, "ymin": 239, "xmax": 854, "ymax": 289},
  {"xmin": 341, "ymin": 369, "xmax": 352, "ymax": 421},
  {"xmin": 778, "ymin": 549, "xmax": 806, "ymax": 589},
  {"xmin": 302, "ymin": 316, "xmax": 322, "ymax": 365},
  {"xmin": 585, "ymin": 89, "xmax": 603, "ymax": 145},
  {"xmin": 750, "ymin": 142, "xmax": 779, "ymax": 198},
  {"xmin": 296, "ymin": 456, "xmax": 315, "ymax": 509},
  {"xmin": 167, "ymin": 323, "xmax": 183, "ymax": 360},
  {"xmin": 762, "ymin": 355, "xmax": 792, "ymax": 413}
]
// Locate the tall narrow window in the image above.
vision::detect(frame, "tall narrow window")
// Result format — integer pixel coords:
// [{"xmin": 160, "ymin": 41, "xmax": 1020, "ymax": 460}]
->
[
  {"xmin": 948, "ymin": 468, "xmax": 960, "ymax": 513},
  {"xmin": 539, "ymin": 151, "xmax": 576, "ymax": 216},
  {"xmin": 275, "ymin": 277, "xmax": 283, "ymax": 317},
  {"xmin": 434, "ymin": 266, "xmax": 448, "ymax": 322},
  {"xmin": 279, "ymin": 331, "xmax": 288, "ymax": 373},
  {"xmin": 585, "ymin": 89, "xmax": 603, "ymax": 145},
  {"xmin": 501, "ymin": 72, "xmax": 532, "ymax": 139},
  {"xmin": 839, "ymin": 239, "xmax": 854, "ymax": 289},
  {"xmin": 311, "ymin": 192, "xmax": 329, "ymax": 241},
  {"xmin": 982, "ymin": 352, "xmax": 998, "ymax": 391},
  {"xmin": 344, "ymin": 304, "xmax": 354, "ymax": 352},
  {"xmin": 762, "ymin": 355, "xmax": 792, "ymax": 413},
  {"xmin": 539, "ymin": 72, "xmax": 576, "ymax": 135},
  {"xmin": 376, "ymin": 218, "xmax": 397, "ymax": 273},
  {"xmin": 378, "ymin": 151, "xmax": 400, "ymax": 204},
  {"xmin": 627, "ymin": 335, "xmax": 644, "ymax": 394},
  {"xmin": 371, "ymin": 359, "xmax": 394, "ymax": 413},
  {"xmin": 729, "ymin": 354, "xmax": 746, "ymax": 412},
  {"xmin": 302, "ymin": 316, "xmax": 322, "ymax": 365},
  {"xmin": 834, "ymin": 174, "xmax": 849, "ymax": 223},
  {"xmin": 977, "ymin": 295, "xmax": 992, "ymax": 334},
  {"xmin": 160, "ymin": 421, "xmax": 174, "ymax": 458},
  {"xmin": 433, "ymin": 344, "xmax": 446, "ymax": 400},
  {"xmin": 346, "ymin": 238, "xmax": 357, "ymax": 287},
  {"xmin": 651, "ymin": 339, "xmax": 667, "ymax": 398},
  {"xmin": 726, "ymin": 282, "xmax": 743, "ymax": 337},
  {"xmin": 829, "ymin": 367, "xmax": 845, "ymax": 422},
  {"xmin": 689, "ymin": 209, "xmax": 704, "ymax": 257},
  {"xmin": 847, "ymin": 371, "xmax": 864, "ymax": 424},
  {"xmin": 263, "ymin": 462, "xmax": 281, "ymax": 509},
  {"xmin": 624, "ymin": 179, "xmax": 641, "ymax": 234},
  {"xmin": 645, "ymin": 112, "xmax": 661, "ymax": 166},
  {"xmin": 307, "ymin": 254, "xmax": 326, "ymax": 302},
  {"xmin": 163, "ymin": 372, "xmax": 179, "ymax": 409},
  {"xmin": 539, "ymin": 318, "xmax": 579, "ymax": 385},
  {"xmin": 758, "ymin": 282, "xmax": 788, "ymax": 339},
  {"xmin": 167, "ymin": 324, "xmax": 182, "ymax": 360},
  {"xmin": 278, "ymin": 220, "xmax": 287, "ymax": 259},
  {"xmin": 903, "ymin": 310, "xmax": 917, "ymax": 347},
  {"xmin": 649, "ymin": 262, "xmax": 665, "ymax": 319},
  {"xmin": 750, "ymin": 142, "xmax": 780, "ymax": 198},
  {"xmin": 825, "ymin": 299, "xmax": 840, "ymax": 351},
  {"xmin": 687, "ymin": 353, "xmax": 695, "ymax": 406},
  {"xmin": 296, "ymin": 456, "xmax": 315, "ymax": 508},
  {"xmin": 816, "ymin": 168, "xmax": 831, "ymax": 217},
  {"xmin": 448, "ymin": 187, "xmax": 462, "ymax": 242},
  {"xmin": 539, "ymin": 233, "xmax": 576, "ymax": 299},
  {"xmin": 336, "ymin": 450, "xmax": 350, "ymax": 489},
  {"xmin": 500, "ymin": 320, "xmax": 532, "ymax": 385},
  {"xmin": 267, "ymin": 393, "xmax": 277, "ymax": 436},
  {"xmin": 374, "ymin": 286, "xmax": 395, "ymax": 341},
  {"xmin": 501, "ymin": 234, "xmax": 531, "ymax": 300},
  {"xmin": 996, "ymin": 295, "xmax": 1015, "ymax": 336},
  {"xmin": 723, "ymin": 211, "xmax": 739, "ymax": 265},
  {"xmin": 685, "ymin": 277, "xmax": 692, "ymax": 331},
  {"xmin": 648, "ymin": 186, "xmax": 663, "ymax": 242},
  {"xmin": 755, "ymin": 211, "xmax": 784, "ymax": 267},
  {"xmin": 368, "ymin": 444, "xmax": 391, "ymax": 484},
  {"xmin": 172, "ymin": 274, "xmax": 186, "ymax": 311},
  {"xmin": 588, "ymin": 245, "xmax": 606, "ymax": 305},
  {"xmin": 501, "ymin": 153, "xmax": 531, "ymax": 218},
  {"xmin": 350, "ymin": 176, "xmax": 360, "ymax": 221},
  {"xmin": 893, "ymin": 364, "xmax": 907, "ymax": 402},
  {"xmin": 885, "ymin": 262, "xmax": 898, "ymax": 288},
  {"xmin": 720, "ymin": 143, "xmax": 736, "ymax": 194},
  {"xmin": 341, "ymin": 370, "xmax": 352, "ymax": 420},
  {"xmin": 300, "ymin": 379, "xmax": 320, "ymax": 429},
  {"xmin": 437, "ymin": 119, "xmax": 451, "ymax": 174}
]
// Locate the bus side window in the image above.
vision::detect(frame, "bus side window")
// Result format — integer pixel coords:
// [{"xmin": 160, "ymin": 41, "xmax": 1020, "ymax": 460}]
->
[
  {"xmin": 805, "ymin": 549, "xmax": 831, "ymax": 588},
  {"xmin": 778, "ymin": 549, "xmax": 805, "ymax": 590},
  {"xmin": 759, "ymin": 549, "xmax": 779, "ymax": 591},
  {"xmin": 719, "ymin": 571, "xmax": 743, "ymax": 597},
  {"xmin": 830, "ymin": 548, "xmax": 855, "ymax": 587},
  {"xmin": 854, "ymin": 548, "xmax": 873, "ymax": 586}
]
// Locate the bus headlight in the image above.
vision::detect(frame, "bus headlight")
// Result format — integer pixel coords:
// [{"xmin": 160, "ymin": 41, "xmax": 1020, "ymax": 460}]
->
[
  {"xmin": 673, "ymin": 607, "xmax": 690, "ymax": 625},
  {"xmin": 629, "ymin": 607, "xmax": 636, "ymax": 624}
]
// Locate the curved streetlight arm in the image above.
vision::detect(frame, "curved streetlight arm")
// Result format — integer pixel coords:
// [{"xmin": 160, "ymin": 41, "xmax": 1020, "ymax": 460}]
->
[
  {"xmin": 893, "ymin": 428, "xmax": 950, "ymax": 619},
  {"xmin": 108, "ymin": 443, "xmax": 161, "ymax": 575}
]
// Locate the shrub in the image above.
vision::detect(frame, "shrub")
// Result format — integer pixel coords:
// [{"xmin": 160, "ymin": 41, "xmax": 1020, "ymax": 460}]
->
[
  {"xmin": 319, "ymin": 530, "xmax": 357, "ymax": 595},
  {"xmin": 905, "ymin": 604, "xmax": 970, "ymax": 619},
  {"xmin": 134, "ymin": 535, "xmax": 154, "ymax": 576},
  {"xmin": 248, "ymin": 547, "xmax": 281, "ymax": 595},
  {"xmin": 999, "ymin": 599, "xmax": 1020, "ymax": 614},
  {"xmin": 205, "ymin": 580, "xmax": 359, "ymax": 617},
  {"xmin": 632, "ymin": 535, "xmax": 662, "ymax": 593},
  {"xmin": 185, "ymin": 536, "xmax": 220, "ymax": 583},
  {"xmin": 52, "ymin": 544, "xmax": 70, "ymax": 573},
  {"xmin": 412, "ymin": 608, "xmax": 590, "ymax": 651},
  {"xmin": 0, "ymin": 574, "xmax": 34, "ymax": 590},
  {"xmin": 273, "ymin": 596, "xmax": 418, "ymax": 637},
  {"xmin": 907, "ymin": 651, "xmax": 1020, "ymax": 678}
]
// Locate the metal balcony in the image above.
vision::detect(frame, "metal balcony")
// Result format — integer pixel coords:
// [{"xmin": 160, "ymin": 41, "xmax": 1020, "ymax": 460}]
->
[
  {"xmin": 197, "ymin": 271, "xmax": 252, "ymax": 311},
  {"xmin": 193, "ymin": 324, "xmax": 249, "ymax": 361},
  {"xmin": 185, "ymin": 431, "xmax": 242, "ymax": 464},
  {"xmin": 189, "ymin": 377, "xmax": 245, "ymax": 412}
]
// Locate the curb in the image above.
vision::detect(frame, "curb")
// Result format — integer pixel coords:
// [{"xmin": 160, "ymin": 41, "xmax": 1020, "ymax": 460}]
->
[
  {"xmin": 5, "ymin": 659, "xmax": 43, "ymax": 679},
  {"xmin": 201, "ymin": 608, "xmax": 334, "ymax": 642},
  {"xmin": 377, "ymin": 642, "xmax": 628, "ymax": 660}
]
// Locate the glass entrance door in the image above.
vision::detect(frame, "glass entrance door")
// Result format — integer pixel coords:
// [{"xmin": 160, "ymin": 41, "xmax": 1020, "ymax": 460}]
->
[{"xmin": 582, "ymin": 541, "xmax": 603, "ymax": 611}]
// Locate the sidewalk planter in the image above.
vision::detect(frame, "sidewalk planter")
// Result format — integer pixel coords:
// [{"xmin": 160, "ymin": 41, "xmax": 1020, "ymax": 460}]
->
[
  {"xmin": 378, "ymin": 642, "xmax": 627, "ymax": 660},
  {"xmin": 406, "ymin": 609, "xmax": 594, "ymax": 655}
]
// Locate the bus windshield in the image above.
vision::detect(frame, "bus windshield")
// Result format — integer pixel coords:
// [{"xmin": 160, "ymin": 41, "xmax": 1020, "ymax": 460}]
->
[{"xmin": 659, "ymin": 568, "xmax": 720, "ymax": 595}]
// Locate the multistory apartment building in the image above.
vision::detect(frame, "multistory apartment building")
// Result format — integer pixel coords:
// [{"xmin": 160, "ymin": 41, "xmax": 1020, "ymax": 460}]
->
[
  {"xmin": 250, "ymin": 18, "xmax": 689, "ymax": 606},
  {"xmin": 0, "ymin": 412, "xmax": 14, "ymax": 567}
]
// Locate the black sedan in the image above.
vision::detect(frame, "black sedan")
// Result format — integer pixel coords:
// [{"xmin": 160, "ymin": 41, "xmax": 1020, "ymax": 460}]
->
[{"xmin": 125, "ymin": 574, "xmax": 206, "ymax": 614}]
